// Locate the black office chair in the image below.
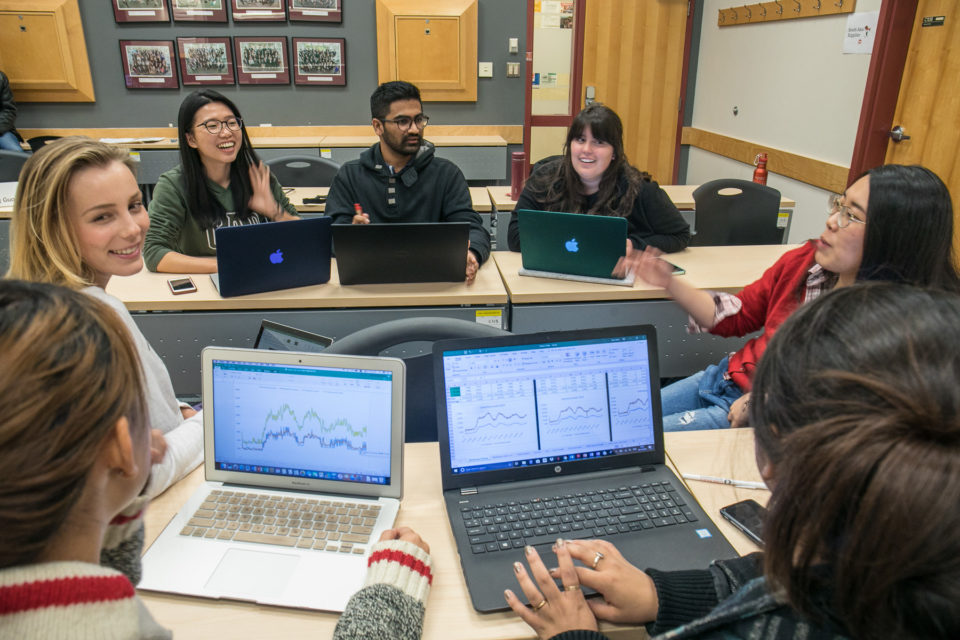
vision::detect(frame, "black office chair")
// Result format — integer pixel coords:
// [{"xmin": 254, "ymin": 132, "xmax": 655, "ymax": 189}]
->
[
  {"xmin": 690, "ymin": 178, "xmax": 785, "ymax": 246},
  {"xmin": 323, "ymin": 317, "xmax": 511, "ymax": 442},
  {"xmin": 25, "ymin": 135, "xmax": 61, "ymax": 153},
  {"xmin": 265, "ymin": 155, "xmax": 341, "ymax": 187},
  {"xmin": 0, "ymin": 149, "xmax": 28, "ymax": 182}
]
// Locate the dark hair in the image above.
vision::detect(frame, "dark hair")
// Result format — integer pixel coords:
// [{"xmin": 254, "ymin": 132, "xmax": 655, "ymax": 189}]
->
[
  {"xmin": 856, "ymin": 165, "xmax": 960, "ymax": 291},
  {"xmin": 177, "ymin": 89, "xmax": 260, "ymax": 230},
  {"xmin": 524, "ymin": 103, "xmax": 649, "ymax": 219},
  {"xmin": 750, "ymin": 282, "xmax": 960, "ymax": 639},
  {"xmin": 0, "ymin": 280, "xmax": 148, "ymax": 569},
  {"xmin": 370, "ymin": 81, "xmax": 421, "ymax": 120}
]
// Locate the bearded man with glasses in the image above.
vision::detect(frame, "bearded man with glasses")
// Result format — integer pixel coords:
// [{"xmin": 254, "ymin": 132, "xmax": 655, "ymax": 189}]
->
[{"xmin": 326, "ymin": 81, "xmax": 490, "ymax": 284}]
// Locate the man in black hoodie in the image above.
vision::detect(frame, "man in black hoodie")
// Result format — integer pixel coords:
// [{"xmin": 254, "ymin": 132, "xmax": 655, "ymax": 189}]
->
[
  {"xmin": 0, "ymin": 70, "xmax": 24, "ymax": 153},
  {"xmin": 326, "ymin": 81, "xmax": 490, "ymax": 284}
]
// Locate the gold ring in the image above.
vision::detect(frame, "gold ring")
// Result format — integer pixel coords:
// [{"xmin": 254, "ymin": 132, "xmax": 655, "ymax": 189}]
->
[
  {"xmin": 564, "ymin": 584, "xmax": 581, "ymax": 591},
  {"xmin": 533, "ymin": 599, "xmax": 548, "ymax": 611},
  {"xmin": 591, "ymin": 551, "xmax": 605, "ymax": 570}
]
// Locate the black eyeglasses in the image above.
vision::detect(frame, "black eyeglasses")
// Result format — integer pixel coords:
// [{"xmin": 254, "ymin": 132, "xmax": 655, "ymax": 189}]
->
[
  {"xmin": 196, "ymin": 117, "xmax": 243, "ymax": 134},
  {"xmin": 378, "ymin": 114, "xmax": 429, "ymax": 131}
]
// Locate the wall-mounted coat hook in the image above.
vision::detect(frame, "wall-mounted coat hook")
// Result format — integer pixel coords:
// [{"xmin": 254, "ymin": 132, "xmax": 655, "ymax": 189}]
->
[
  {"xmin": 759, "ymin": 4, "xmax": 767, "ymax": 17},
  {"xmin": 793, "ymin": 0, "xmax": 801, "ymax": 12},
  {"xmin": 834, "ymin": 0, "xmax": 843, "ymax": 6},
  {"xmin": 775, "ymin": 0, "xmax": 783, "ymax": 14},
  {"xmin": 744, "ymin": 5, "xmax": 752, "ymax": 20},
  {"xmin": 813, "ymin": 0, "xmax": 822, "ymax": 10}
]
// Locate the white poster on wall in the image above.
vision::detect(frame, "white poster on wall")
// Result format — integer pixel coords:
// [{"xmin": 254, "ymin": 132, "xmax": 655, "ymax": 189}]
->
[
  {"xmin": 0, "ymin": 182, "xmax": 15, "ymax": 209},
  {"xmin": 843, "ymin": 11, "xmax": 879, "ymax": 54}
]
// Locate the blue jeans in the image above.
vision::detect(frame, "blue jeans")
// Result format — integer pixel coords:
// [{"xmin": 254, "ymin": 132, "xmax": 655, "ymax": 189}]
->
[
  {"xmin": 661, "ymin": 356, "xmax": 743, "ymax": 431},
  {"xmin": 0, "ymin": 131, "xmax": 24, "ymax": 152}
]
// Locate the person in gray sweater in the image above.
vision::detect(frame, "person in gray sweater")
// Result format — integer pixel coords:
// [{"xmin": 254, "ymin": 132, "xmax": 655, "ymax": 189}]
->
[{"xmin": 505, "ymin": 283, "xmax": 960, "ymax": 640}]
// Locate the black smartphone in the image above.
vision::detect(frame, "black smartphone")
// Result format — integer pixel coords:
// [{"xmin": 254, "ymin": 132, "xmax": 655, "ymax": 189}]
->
[
  {"xmin": 167, "ymin": 277, "xmax": 197, "ymax": 295},
  {"xmin": 719, "ymin": 499, "xmax": 766, "ymax": 546}
]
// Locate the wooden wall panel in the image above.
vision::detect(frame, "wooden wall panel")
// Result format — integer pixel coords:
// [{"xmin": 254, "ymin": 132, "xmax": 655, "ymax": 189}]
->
[{"xmin": 581, "ymin": 0, "xmax": 687, "ymax": 183}]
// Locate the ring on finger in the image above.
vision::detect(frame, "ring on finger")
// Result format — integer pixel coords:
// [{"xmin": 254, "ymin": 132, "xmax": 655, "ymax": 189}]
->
[
  {"xmin": 533, "ymin": 598, "xmax": 548, "ymax": 611},
  {"xmin": 591, "ymin": 551, "xmax": 605, "ymax": 570},
  {"xmin": 564, "ymin": 584, "xmax": 581, "ymax": 592}
]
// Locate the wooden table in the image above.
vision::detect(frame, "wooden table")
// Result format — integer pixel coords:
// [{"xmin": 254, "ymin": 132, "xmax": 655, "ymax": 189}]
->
[
  {"xmin": 286, "ymin": 186, "xmax": 493, "ymax": 214},
  {"xmin": 492, "ymin": 246, "xmax": 795, "ymax": 378},
  {"xmin": 487, "ymin": 185, "xmax": 796, "ymax": 212},
  {"xmin": 107, "ymin": 261, "xmax": 508, "ymax": 396},
  {"xmin": 140, "ymin": 431, "xmax": 764, "ymax": 640}
]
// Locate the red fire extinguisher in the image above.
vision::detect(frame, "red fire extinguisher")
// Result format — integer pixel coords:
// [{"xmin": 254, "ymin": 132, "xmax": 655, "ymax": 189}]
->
[{"xmin": 753, "ymin": 153, "xmax": 768, "ymax": 185}]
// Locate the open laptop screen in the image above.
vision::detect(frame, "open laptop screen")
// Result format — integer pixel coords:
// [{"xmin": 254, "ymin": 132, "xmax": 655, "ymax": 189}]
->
[
  {"xmin": 441, "ymin": 334, "xmax": 657, "ymax": 476},
  {"xmin": 211, "ymin": 359, "xmax": 394, "ymax": 485}
]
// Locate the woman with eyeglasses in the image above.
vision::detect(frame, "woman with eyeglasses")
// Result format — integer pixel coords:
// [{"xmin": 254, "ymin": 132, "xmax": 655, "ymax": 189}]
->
[
  {"xmin": 506, "ymin": 103, "xmax": 691, "ymax": 254},
  {"xmin": 144, "ymin": 89, "xmax": 298, "ymax": 274},
  {"xmin": 619, "ymin": 164, "xmax": 960, "ymax": 431}
]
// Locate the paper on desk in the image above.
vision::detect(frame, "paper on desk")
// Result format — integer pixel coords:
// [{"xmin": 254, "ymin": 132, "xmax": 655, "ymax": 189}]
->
[{"xmin": 99, "ymin": 137, "xmax": 167, "ymax": 144}]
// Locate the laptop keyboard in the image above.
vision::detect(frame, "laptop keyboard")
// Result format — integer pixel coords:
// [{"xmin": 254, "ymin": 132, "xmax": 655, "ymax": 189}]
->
[
  {"xmin": 460, "ymin": 480, "xmax": 697, "ymax": 554},
  {"xmin": 179, "ymin": 489, "xmax": 381, "ymax": 555}
]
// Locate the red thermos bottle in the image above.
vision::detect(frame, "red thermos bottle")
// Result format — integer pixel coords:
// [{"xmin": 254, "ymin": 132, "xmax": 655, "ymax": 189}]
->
[
  {"xmin": 510, "ymin": 151, "xmax": 527, "ymax": 201},
  {"xmin": 753, "ymin": 153, "xmax": 768, "ymax": 185}
]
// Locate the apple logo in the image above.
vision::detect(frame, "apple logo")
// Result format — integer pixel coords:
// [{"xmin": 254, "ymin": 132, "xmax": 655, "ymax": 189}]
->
[
  {"xmin": 565, "ymin": 238, "xmax": 579, "ymax": 253},
  {"xmin": 269, "ymin": 249, "xmax": 284, "ymax": 264}
]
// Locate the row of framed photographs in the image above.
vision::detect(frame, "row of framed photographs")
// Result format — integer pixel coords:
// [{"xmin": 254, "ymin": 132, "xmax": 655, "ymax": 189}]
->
[
  {"xmin": 113, "ymin": 0, "xmax": 341, "ymax": 23},
  {"xmin": 121, "ymin": 37, "xmax": 345, "ymax": 87}
]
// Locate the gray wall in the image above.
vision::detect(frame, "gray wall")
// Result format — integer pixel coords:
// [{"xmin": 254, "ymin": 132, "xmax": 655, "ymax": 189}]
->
[{"xmin": 17, "ymin": 0, "xmax": 527, "ymax": 128}]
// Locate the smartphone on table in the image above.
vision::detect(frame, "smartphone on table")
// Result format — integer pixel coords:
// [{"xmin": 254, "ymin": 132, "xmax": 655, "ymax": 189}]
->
[
  {"xmin": 167, "ymin": 277, "xmax": 197, "ymax": 295},
  {"xmin": 719, "ymin": 499, "xmax": 766, "ymax": 546}
]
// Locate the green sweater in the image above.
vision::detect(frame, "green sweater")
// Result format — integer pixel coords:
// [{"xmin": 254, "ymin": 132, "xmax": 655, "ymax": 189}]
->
[{"xmin": 144, "ymin": 165, "xmax": 297, "ymax": 271}]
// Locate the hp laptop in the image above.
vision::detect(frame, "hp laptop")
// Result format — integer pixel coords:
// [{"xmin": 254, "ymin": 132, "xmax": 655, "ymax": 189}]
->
[
  {"xmin": 517, "ymin": 210, "xmax": 634, "ymax": 286},
  {"xmin": 139, "ymin": 347, "xmax": 405, "ymax": 612},
  {"xmin": 254, "ymin": 319, "xmax": 333, "ymax": 352},
  {"xmin": 334, "ymin": 222, "xmax": 469, "ymax": 285},
  {"xmin": 211, "ymin": 217, "xmax": 332, "ymax": 297},
  {"xmin": 433, "ymin": 326, "xmax": 737, "ymax": 612}
]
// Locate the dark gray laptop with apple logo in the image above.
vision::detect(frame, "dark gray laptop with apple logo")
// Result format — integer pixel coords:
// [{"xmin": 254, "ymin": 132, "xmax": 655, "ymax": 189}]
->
[
  {"xmin": 517, "ymin": 210, "xmax": 634, "ymax": 286},
  {"xmin": 211, "ymin": 217, "xmax": 332, "ymax": 297}
]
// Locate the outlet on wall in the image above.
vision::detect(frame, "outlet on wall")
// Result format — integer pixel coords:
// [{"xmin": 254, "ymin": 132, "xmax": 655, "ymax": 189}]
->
[{"xmin": 478, "ymin": 62, "xmax": 494, "ymax": 78}]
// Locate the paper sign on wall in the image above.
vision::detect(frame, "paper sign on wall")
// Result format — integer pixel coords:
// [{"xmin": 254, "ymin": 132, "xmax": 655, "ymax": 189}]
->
[
  {"xmin": 0, "ymin": 182, "xmax": 16, "ymax": 209},
  {"xmin": 843, "ymin": 11, "xmax": 879, "ymax": 54}
]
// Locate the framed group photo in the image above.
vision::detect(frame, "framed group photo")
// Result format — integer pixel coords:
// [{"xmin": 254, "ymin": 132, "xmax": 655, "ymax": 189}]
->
[
  {"xmin": 232, "ymin": 0, "xmax": 286, "ymax": 21},
  {"xmin": 177, "ymin": 37, "xmax": 235, "ymax": 85},
  {"xmin": 287, "ymin": 0, "xmax": 341, "ymax": 23},
  {"xmin": 292, "ymin": 37, "xmax": 346, "ymax": 86},
  {"xmin": 120, "ymin": 40, "xmax": 179, "ymax": 89},
  {"xmin": 112, "ymin": 0, "xmax": 170, "ymax": 23},
  {"xmin": 234, "ymin": 37, "xmax": 290, "ymax": 85},
  {"xmin": 171, "ymin": 0, "xmax": 228, "ymax": 22}
]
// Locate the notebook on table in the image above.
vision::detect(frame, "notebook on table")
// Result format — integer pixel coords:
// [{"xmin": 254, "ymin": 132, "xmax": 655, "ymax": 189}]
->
[
  {"xmin": 517, "ymin": 210, "xmax": 634, "ymax": 286},
  {"xmin": 333, "ymin": 222, "xmax": 469, "ymax": 285},
  {"xmin": 433, "ymin": 325, "xmax": 737, "ymax": 612},
  {"xmin": 210, "ymin": 217, "xmax": 332, "ymax": 297},
  {"xmin": 139, "ymin": 346, "xmax": 405, "ymax": 612}
]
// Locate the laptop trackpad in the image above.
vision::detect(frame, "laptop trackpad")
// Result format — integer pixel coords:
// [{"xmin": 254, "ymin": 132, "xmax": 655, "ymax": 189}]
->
[{"xmin": 206, "ymin": 549, "xmax": 298, "ymax": 598}]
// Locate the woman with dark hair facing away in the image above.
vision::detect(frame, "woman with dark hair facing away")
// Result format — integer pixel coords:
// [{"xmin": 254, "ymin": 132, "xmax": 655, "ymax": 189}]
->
[
  {"xmin": 7, "ymin": 136, "xmax": 201, "ymax": 496},
  {"xmin": 620, "ymin": 163, "xmax": 960, "ymax": 431},
  {"xmin": 504, "ymin": 282, "xmax": 960, "ymax": 640},
  {"xmin": 144, "ymin": 89, "xmax": 298, "ymax": 274},
  {"xmin": 0, "ymin": 280, "xmax": 435, "ymax": 640},
  {"xmin": 507, "ymin": 103, "xmax": 690, "ymax": 254}
]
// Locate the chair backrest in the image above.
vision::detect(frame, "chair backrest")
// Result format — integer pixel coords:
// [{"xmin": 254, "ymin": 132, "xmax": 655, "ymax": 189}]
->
[
  {"xmin": 323, "ymin": 317, "xmax": 511, "ymax": 442},
  {"xmin": 0, "ymin": 149, "xmax": 29, "ymax": 182},
  {"xmin": 691, "ymin": 178, "xmax": 785, "ymax": 246},
  {"xmin": 25, "ymin": 135, "xmax": 62, "ymax": 153},
  {"xmin": 264, "ymin": 154, "xmax": 341, "ymax": 187}
]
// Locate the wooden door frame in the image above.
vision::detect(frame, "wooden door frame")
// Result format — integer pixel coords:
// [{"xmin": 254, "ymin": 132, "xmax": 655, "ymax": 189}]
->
[
  {"xmin": 522, "ymin": 0, "xmax": 587, "ymax": 167},
  {"xmin": 847, "ymin": 2, "xmax": 919, "ymax": 185},
  {"xmin": 672, "ymin": 0, "xmax": 697, "ymax": 183}
]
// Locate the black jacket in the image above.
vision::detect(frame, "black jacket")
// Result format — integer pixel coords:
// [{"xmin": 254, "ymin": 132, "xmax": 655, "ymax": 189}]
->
[
  {"xmin": 0, "ymin": 71, "xmax": 18, "ymax": 136},
  {"xmin": 326, "ymin": 141, "xmax": 490, "ymax": 265},
  {"xmin": 507, "ymin": 159, "xmax": 690, "ymax": 253}
]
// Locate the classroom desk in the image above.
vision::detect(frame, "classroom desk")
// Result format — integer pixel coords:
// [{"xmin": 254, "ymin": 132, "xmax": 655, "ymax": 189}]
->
[
  {"xmin": 106, "ymin": 261, "xmax": 508, "ymax": 397},
  {"xmin": 140, "ymin": 431, "xmax": 764, "ymax": 640},
  {"xmin": 287, "ymin": 186, "xmax": 494, "ymax": 215},
  {"xmin": 492, "ymin": 246, "xmax": 796, "ymax": 378},
  {"xmin": 487, "ymin": 185, "xmax": 798, "ymax": 246}
]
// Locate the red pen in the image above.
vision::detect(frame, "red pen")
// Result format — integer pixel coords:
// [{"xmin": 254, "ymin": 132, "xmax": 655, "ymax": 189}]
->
[{"xmin": 354, "ymin": 203, "xmax": 363, "ymax": 215}]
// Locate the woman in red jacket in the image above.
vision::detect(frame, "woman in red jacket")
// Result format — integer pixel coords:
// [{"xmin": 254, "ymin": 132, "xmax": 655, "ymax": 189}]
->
[{"xmin": 621, "ymin": 164, "xmax": 960, "ymax": 431}]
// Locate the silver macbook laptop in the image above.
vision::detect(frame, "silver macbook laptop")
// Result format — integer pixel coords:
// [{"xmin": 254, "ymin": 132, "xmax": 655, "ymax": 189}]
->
[{"xmin": 139, "ymin": 347, "xmax": 405, "ymax": 612}]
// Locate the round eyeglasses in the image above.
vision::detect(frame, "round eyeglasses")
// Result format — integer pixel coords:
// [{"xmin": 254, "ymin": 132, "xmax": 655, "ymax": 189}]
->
[
  {"xmin": 196, "ymin": 117, "xmax": 243, "ymax": 134},
  {"xmin": 378, "ymin": 114, "xmax": 429, "ymax": 131},
  {"xmin": 827, "ymin": 194, "xmax": 866, "ymax": 229}
]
